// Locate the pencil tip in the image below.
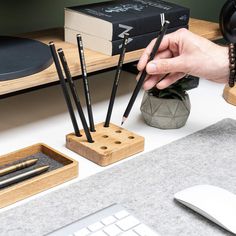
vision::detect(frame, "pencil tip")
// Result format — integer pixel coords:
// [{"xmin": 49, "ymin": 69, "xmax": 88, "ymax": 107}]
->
[{"xmin": 121, "ymin": 117, "xmax": 126, "ymax": 126}]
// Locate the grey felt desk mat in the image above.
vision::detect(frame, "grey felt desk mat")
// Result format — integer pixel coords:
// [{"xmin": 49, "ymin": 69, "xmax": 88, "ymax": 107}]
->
[{"xmin": 1, "ymin": 118, "xmax": 236, "ymax": 236}]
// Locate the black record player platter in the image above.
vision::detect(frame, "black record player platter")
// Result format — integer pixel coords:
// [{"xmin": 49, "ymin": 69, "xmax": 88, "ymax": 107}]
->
[{"xmin": 0, "ymin": 36, "xmax": 52, "ymax": 81}]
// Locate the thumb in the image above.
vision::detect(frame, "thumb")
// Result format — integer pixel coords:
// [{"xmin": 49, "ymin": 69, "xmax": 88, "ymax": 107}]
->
[{"xmin": 146, "ymin": 56, "xmax": 188, "ymax": 75}]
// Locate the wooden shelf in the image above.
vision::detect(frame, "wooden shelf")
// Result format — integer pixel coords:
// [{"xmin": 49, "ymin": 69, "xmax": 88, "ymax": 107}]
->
[{"xmin": 0, "ymin": 18, "xmax": 221, "ymax": 96}]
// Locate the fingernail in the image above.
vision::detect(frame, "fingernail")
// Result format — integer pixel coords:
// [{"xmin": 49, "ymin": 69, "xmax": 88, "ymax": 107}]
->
[
  {"xmin": 147, "ymin": 62, "xmax": 156, "ymax": 73},
  {"xmin": 156, "ymin": 81, "xmax": 166, "ymax": 90},
  {"xmin": 137, "ymin": 63, "xmax": 142, "ymax": 71},
  {"xmin": 137, "ymin": 57, "xmax": 145, "ymax": 70}
]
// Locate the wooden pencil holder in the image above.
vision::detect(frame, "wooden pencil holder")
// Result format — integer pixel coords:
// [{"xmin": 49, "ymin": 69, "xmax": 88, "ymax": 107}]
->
[
  {"xmin": 0, "ymin": 143, "xmax": 78, "ymax": 208},
  {"xmin": 66, "ymin": 123, "xmax": 145, "ymax": 166}
]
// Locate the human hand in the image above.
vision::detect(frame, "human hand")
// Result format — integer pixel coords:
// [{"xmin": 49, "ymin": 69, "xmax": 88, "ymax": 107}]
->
[{"xmin": 137, "ymin": 28, "xmax": 229, "ymax": 90}]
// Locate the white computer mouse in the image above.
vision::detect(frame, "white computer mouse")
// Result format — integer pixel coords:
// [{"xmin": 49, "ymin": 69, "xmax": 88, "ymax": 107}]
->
[{"xmin": 174, "ymin": 185, "xmax": 236, "ymax": 234}]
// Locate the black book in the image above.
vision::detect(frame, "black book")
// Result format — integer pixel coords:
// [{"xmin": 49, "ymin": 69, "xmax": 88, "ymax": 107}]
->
[
  {"xmin": 65, "ymin": 25, "xmax": 188, "ymax": 56},
  {"xmin": 65, "ymin": 0, "xmax": 190, "ymax": 41}
]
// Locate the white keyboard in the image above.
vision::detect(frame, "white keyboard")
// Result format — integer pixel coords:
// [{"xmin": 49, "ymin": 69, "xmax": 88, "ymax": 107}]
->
[{"xmin": 47, "ymin": 204, "xmax": 160, "ymax": 236}]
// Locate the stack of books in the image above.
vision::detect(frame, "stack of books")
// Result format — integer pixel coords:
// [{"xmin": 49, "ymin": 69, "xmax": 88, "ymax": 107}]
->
[{"xmin": 64, "ymin": 0, "xmax": 190, "ymax": 56}]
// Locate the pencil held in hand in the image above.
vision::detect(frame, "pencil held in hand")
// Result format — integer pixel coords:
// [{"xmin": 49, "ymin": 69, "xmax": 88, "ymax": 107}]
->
[{"xmin": 121, "ymin": 21, "xmax": 170, "ymax": 125}]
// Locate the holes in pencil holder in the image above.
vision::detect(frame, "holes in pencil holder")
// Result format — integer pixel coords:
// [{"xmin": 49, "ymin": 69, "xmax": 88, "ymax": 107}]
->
[
  {"xmin": 100, "ymin": 146, "xmax": 108, "ymax": 150},
  {"xmin": 128, "ymin": 136, "xmax": 135, "ymax": 139},
  {"xmin": 115, "ymin": 141, "xmax": 122, "ymax": 145},
  {"xmin": 115, "ymin": 130, "xmax": 122, "ymax": 133},
  {"xmin": 102, "ymin": 135, "xmax": 109, "ymax": 138}
]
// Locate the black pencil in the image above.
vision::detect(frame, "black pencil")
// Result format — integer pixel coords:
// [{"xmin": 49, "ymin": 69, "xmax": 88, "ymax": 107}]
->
[
  {"xmin": 104, "ymin": 34, "xmax": 129, "ymax": 127},
  {"xmin": 77, "ymin": 34, "xmax": 95, "ymax": 132},
  {"xmin": 58, "ymin": 48, "xmax": 94, "ymax": 143},
  {"xmin": 121, "ymin": 21, "xmax": 170, "ymax": 125},
  {"xmin": 49, "ymin": 42, "xmax": 81, "ymax": 137}
]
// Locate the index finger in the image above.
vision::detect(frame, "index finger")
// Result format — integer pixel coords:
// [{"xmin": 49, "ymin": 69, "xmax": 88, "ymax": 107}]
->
[{"xmin": 137, "ymin": 32, "xmax": 175, "ymax": 71}]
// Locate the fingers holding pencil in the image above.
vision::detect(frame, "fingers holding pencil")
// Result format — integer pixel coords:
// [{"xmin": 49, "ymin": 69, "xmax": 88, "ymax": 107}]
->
[{"xmin": 121, "ymin": 21, "xmax": 170, "ymax": 125}]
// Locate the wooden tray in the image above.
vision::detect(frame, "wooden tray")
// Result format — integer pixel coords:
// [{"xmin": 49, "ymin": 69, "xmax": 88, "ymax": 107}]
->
[
  {"xmin": 66, "ymin": 123, "xmax": 145, "ymax": 167},
  {"xmin": 0, "ymin": 143, "xmax": 78, "ymax": 208}
]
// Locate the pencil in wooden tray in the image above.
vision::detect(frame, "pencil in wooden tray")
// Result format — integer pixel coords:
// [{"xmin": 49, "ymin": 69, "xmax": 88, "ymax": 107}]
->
[
  {"xmin": 0, "ymin": 165, "xmax": 49, "ymax": 189},
  {"xmin": 0, "ymin": 158, "xmax": 38, "ymax": 177}
]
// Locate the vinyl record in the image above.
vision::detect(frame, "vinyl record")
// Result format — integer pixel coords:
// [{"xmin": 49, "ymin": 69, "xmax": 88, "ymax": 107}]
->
[
  {"xmin": 220, "ymin": 0, "xmax": 236, "ymax": 43},
  {"xmin": 0, "ymin": 36, "xmax": 52, "ymax": 81}
]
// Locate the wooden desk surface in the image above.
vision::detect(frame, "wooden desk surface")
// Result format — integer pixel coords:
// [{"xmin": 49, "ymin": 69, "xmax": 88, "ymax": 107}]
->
[{"xmin": 0, "ymin": 18, "xmax": 221, "ymax": 96}]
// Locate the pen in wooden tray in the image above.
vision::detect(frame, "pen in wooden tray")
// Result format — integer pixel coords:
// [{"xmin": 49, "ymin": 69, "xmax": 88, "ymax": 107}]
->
[
  {"xmin": 0, "ymin": 158, "xmax": 38, "ymax": 177},
  {"xmin": 121, "ymin": 21, "xmax": 170, "ymax": 125},
  {"xmin": 77, "ymin": 34, "xmax": 95, "ymax": 132},
  {"xmin": 104, "ymin": 34, "xmax": 129, "ymax": 127},
  {"xmin": 49, "ymin": 42, "xmax": 81, "ymax": 137},
  {"xmin": 58, "ymin": 48, "xmax": 94, "ymax": 143},
  {"xmin": 0, "ymin": 165, "xmax": 49, "ymax": 189}
]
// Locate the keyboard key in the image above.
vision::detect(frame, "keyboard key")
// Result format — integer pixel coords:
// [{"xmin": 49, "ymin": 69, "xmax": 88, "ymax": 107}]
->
[
  {"xmin": 88, "ymin": 222, "xmax": 104, "ymax": 231},
  {"xmin": 103, "ymin": 224, "xmax": 122, "ymax": 236},
  {"xmin": 121, "ymin": 230, "xmax": 139, "ymax": 236},
  {"xmin": 73, "ymin": 228, "xmax": 90, "ymax": 236},
  {"xmin": 115, "ymin": 210, "xmax": 129, "ymax": 219},
  {"xmin": 101, "ymin": 215, "xmax": 117, "ymax": 225},
  {"xmin": 134, "ymin": 224, "xmax": 160, "ymax": 236},
  {"xmin": 90, "ymin": 231, "xmax": 107, "ymax": 236},
  {"xmin": 116, "ymin": 216, "xmax": 140, "ymax": 231}
]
